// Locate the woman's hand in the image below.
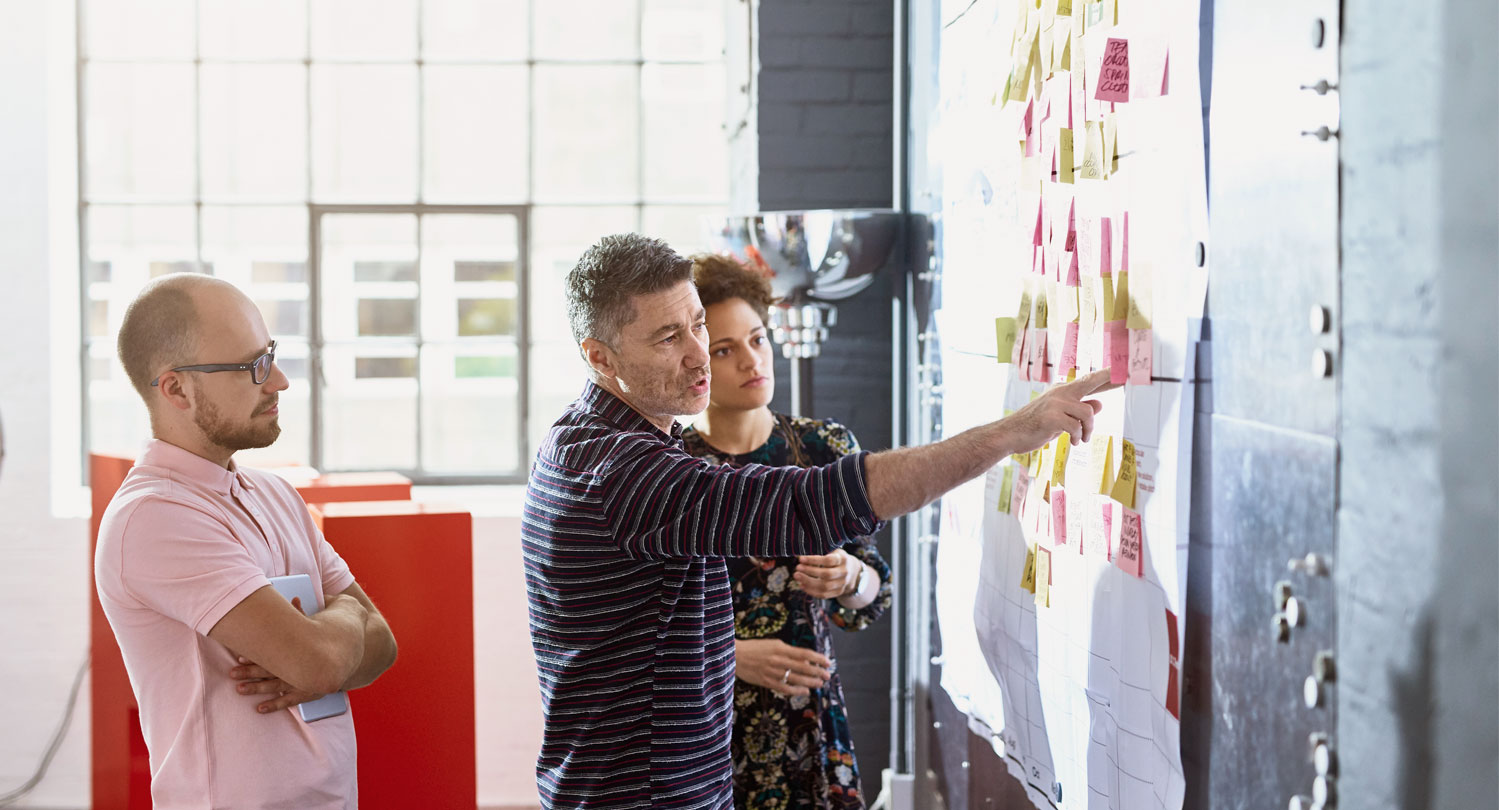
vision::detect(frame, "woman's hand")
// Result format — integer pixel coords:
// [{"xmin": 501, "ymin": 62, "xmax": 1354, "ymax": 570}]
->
[
  {"xmin": 734, "ymin": 638, "xmax": 831, "ymax": 697},
  {"xmin": 794, "ymin": 549, "xmax": 862, "ymax": 599}
]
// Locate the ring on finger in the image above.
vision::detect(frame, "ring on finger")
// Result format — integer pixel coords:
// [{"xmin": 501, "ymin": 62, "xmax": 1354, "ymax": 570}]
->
[{"xmin": 781, "ymin": 668, "xmax": 792, "ymax": 685}]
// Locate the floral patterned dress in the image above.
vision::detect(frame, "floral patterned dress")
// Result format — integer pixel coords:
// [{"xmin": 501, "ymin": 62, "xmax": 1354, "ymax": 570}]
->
[{"xmin": 681, "ymin": 413, "xmax": 894, "ymax": 810}]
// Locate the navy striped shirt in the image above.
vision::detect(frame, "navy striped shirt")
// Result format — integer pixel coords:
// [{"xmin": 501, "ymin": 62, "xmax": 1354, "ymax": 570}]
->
[{"xmin": 523, "ymin": 381, "xmax": 883, "ymax": 809}]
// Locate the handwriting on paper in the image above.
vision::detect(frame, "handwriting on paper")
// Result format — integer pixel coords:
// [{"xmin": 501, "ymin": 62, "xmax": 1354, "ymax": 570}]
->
[
  {"xmin": 1115, "ymin": 507, "xmax": 1144, "ymax": 577},
  {"xmin": 1059, "ymin": 321, "xmax": 1080, "ymax": 375},
  {"xmin": 1034, "ymin": 546, "xmax": 1052, "ymax": 606},
  {"xmin": 1052, "ymin": 433, "xmax": 1071, "ymax": 486},
  {"xmin": 1095, "ymin": 37, "xmax": 1130, "ymax": 102},
  {"xmin": 1020, "ymin": 543, "xmax": 1037, "ymax": 593},
  {"xmin": 996, "ymin": 317, "xmax": 1018, "ymax": 362},
  {"xmin": 1106, "ymin": 321, "xmax": 1129, "ymax": 384},
  {"xmin": 1058, "ymin": 128, "xmax": 1075, "ymax": 184},
  {"xmin": 1111, "ymin": 438, "xmax": 1137, "ymax": 508},
  {"xmin": 1129, "ymin": 328, "xmax": 1152, "ymax": 384},
  {"xmin": 999, "ymin": 463, "xmax": 1016, "ymax": 513},
  {"xmin": 1051, "ymin": 486, "xmax": 1068, "ymax": 545}
]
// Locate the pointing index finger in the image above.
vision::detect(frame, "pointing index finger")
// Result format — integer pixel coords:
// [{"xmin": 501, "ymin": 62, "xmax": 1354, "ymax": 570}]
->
[{"xmin": 1063, "ymin": 369, "xmax": 1120, "ymax": 398}]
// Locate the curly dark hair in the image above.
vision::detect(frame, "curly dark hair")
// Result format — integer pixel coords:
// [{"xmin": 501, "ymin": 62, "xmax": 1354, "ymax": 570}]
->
[
  {"xmin": 689, "ymin": 253, "xmax": 775, "ymax": 325},
  {"xmin": 565, "ymin": 233, "xmax": 694, "ymax": 347}
]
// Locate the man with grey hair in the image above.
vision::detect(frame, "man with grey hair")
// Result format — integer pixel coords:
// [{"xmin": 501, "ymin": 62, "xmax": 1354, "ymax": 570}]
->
[{"xmin": 523, "ymin": 233, "xmax": 1115, "ymax": 810}]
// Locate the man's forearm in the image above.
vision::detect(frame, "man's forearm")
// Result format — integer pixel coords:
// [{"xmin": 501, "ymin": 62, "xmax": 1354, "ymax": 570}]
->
[
  {"xmin": 299, "ymin": 596, "xmax": 368, "ymax": 695},
  {"xmin": 865, "ymin": 421, "xmax": 1014, "ymax": 521},
  {"xmin": 340, "ymin": 612, "xmax": 397, "ymax": 691}
]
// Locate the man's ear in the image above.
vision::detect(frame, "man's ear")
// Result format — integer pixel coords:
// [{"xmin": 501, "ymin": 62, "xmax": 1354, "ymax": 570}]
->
[
  {"xmin": 580, "ymin": 338, "xmax": 616, "ymax": 380},
  {"xmin": 154, "ymin": 373, "xmax": 194, "ymax": 412}
]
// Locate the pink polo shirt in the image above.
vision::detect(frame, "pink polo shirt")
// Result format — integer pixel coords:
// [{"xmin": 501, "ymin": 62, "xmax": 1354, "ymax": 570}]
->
[{"xmin": 95, "ymin": 440, "xmax": 360, "ymax": 810}]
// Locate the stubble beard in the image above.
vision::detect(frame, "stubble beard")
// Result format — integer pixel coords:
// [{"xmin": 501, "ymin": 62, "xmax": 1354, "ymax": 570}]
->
[{"xmin": 193, "ymin": 392, "xmax": 281, "ymax": 452}]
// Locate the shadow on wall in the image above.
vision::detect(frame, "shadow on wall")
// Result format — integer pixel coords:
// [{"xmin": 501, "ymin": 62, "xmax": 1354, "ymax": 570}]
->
[{"xmin": 1390, "ymin": 610, "xmax": 1435, "ymax": 810}]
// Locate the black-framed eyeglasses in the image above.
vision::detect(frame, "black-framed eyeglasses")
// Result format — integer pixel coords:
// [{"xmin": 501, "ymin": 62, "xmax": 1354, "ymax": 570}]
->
[{"xmin": 150, "ymin": 341, "xmax": 277, "ymax": 387}]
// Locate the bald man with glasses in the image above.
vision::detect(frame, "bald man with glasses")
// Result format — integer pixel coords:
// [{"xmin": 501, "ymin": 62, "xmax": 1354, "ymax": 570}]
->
[{"xmin": 95, "ymin": 273, "xmax": 397, "ymax": 810}]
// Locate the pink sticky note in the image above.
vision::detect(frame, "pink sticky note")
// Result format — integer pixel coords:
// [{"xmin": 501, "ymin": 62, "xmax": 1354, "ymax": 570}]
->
[
  {"xmin": 1032, "ymin": 330, "xmax": 1051, "ymax": 382},
  {"xmin": 1120, "ymin": 211, "xmax": 1130, "ymax": 274},
  {"xmin": 1099, "ymin": 217, "xmax": 1113, "ymax": 276},
  {"xmin": 1013, "ymin": 467, "xmax": 1031, "ymax": 519},
  {"xmin": 1017, "ymin": 328, "xmax": 1032, "ymax": 381},
  {"xmin": 1060, "ymin": 321, "xmax": 1080, "ymax": 376},
  {"xmin": 1162, "ymin": 50, "xmax": 1170, "ymax": 95},
  {"xmin": 1021, "ymin": 98, "xmax": 1034, "ymax": 140},
  {"xmin": 1095, "ymin": 37, "xmax": 1130, "ymax": 103},
  {"xmin": 1051, "ymin": 487, "xmax": 1068, "ymax": 545},
  {"xmin": 1100, "ymin": 501, "xmax": 1115, "ymax": 560},
  {"xmin": 1106, "ymin": 321, "xmax": 1129, "ymax": 384},
  {"xmin": 1128, "ymin": 328, "xmax": 1152, "ymax": 385},
  {"xmin": 1065, "ymin": 249, "xmax": 1080, "ymax": 286},
  {"xmin": 1076, "ymin": 213, "xmax": 1096, "ymax": 273},
  {"xmin": 1032, "ymin": 202, "xmax": 1044, "ymax": 246},
  {"xmin": 1064, "ymin": 199, "xmax": 1077, "ymax": 251},
  {"xmin": 1115, "ymin": 507, "xmax": 1144, "ymax": 577}
]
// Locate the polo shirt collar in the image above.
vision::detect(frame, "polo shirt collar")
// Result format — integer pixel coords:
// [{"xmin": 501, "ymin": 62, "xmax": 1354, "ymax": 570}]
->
[{"xmin": 138, "ymin": 439, "xmax": 257, "ymax": 495}]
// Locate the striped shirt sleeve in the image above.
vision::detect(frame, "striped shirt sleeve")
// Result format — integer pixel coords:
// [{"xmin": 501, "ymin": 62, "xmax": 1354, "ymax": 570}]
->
[{"xmin": 600, "ymin": 434, "xmax": 883, "ymax": 560}]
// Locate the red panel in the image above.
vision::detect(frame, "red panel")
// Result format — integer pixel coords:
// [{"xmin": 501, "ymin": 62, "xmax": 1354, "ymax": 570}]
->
[
  {"xmin": 291, "ymin": 471, "xmax": 412, "ymax": 505},
  {"xmin": 311, "ymin": 501, "xmax": 477, "ymax": 809},
  {"xmin": 89, "ymin": 452, "xmax": 150, "ymax": 810}
]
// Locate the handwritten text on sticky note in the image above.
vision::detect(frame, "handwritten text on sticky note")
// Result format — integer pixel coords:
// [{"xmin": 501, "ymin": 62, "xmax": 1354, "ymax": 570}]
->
[{"xmin": 1095, "ymin": 37, "xmax": 1130, "ymax": 102}]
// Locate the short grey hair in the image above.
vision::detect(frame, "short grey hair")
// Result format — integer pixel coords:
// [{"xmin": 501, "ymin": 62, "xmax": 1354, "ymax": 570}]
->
[{"xmin": 565, "ymin": 233, "xmax": 694, "ymax": 347}]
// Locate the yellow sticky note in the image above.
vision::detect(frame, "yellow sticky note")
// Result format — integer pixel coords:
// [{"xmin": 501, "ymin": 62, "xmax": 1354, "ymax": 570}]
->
[
  {"xmin": 1020, "ymin": 543, "xmax": 1038, "ymax": 593},
  {"xmin": 1127, "ymin": 261, "xmax": 1152, "ymax": 328},
  {"xmin": 1098, "ymin": 274, "xmax": 1115, "ymax": 322},
  {"xmin": 1057, "ymin": 282, "xmax": 1080, "ymax": 324},
  {"xmin": 1058, "ymin": 127, "xmax": 1075, "ymax": 184},
  {"xmin": 996, "ymin": 317, "xmax": 1019, "ymax": 362},
  {"xmin": 1052, "ymin": 434, "xmax": 1071, "ymax": 486},
  {"xmin": 999, "ymin": 464, "xmax": 1016, "ymax": 513},
  {"xmin": 1079, "ymin": 121, "xmax": 1105, "ymax": 180},
  {"xmin": 1113, "ymin": 271, "xmax": 1130, "ymax": 321},
  {"xmin": 1031, "ymin": 439, "xmax": 1047, "ymax": 478},
  {"xmin": 1039, "ymin": 25, "xmax": 1054, "ymax": 79},
  {"xmin": 1111, "ymin": 438, "xmax": 1137, "ymax": 508},
  {"xmin": 1057, "ymin": 0, "xmax": 1073, "ymax": 18},
  {"xmin": 1034, "ymin": 546, "xmax": 1051, "ymax": 607},
  {"xmin": 1034, "ymin": 288, "xmax": 1049, "ymax": 330},
  {"xmin": 1092, "ymin": 435, "xmax": 1115, "ymax": 495},
  {"xmin": 1016, "ymin": 287, "xmax": 1034, "ymax": 329}
]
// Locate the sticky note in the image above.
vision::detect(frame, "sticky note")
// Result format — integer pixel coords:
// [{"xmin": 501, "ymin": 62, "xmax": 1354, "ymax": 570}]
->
[
  {"xmin": 1057, "ymin": 0, "xmax": 1073, "ymax": 17},
  {"xmin": 1099, "ymin": 216, "xmax": 1113, "ymax": 276},
  {"xmin": 1085, "ymin": 0, "xmax": 1105, "ymax": 29},
  {"xmin": 1100, "ymin": 499, "xmax": 1117, "ymax": 560},
  {"xmin": 1059, "ymin": 321, "xmax": 1080, "ymax": 375},
  {"xmin": 1115, "ymin": 507, "xmax": 1144, "ymax": 577},
  {"xmin": 999, "ymin": 463, "xmax": 1016, "ymax": 513},
  {"xmin": 1127, "ymin": 262, "xmax": 1151, "ymax": 328},
  {"xmin": 1105, "ymin": 111, "xmax": 1120, "ymax": 174},
  {"xmin": 1095, "ymin": 37, "xmax": 1129, "ymax": 102},
  {"xmin": 1092, "ymin": 435, "xmax": 1114, "ymax": 494},
  {"xmin": 1051, "ymin": 486, "xmax": 1069, "ymax": 544},
  {"xmin": 1064, "ymin": 199, "xmax": 1077, "ymax": 250},
  {"xmin": 1113, "ymin": 271, "xmax": 1130, "ymax": 320},
  {"xmin": 1034, "ymin": 288, "xmax": 1049, "ymax": 329},
  {"xmin": 1079, "ymin": 121, "xmax": 1105, "ymax": 180},
  {"xmin": 995, "ymin": 317, "xmax": 1018, "ymax": 362},
  {"xmin": 1013, "ymin": 465, "xmax": 1032, "ymax": 519},
  {"xmin": 1058, "ymin": 27, "xmax": 1073, "ymax": 72},
  {"xmin": 1065, "ymin": 248, "xmax": 1080, "ymax": 286},
  {"xmin": 1052, "ymin": 433, "xmax": 1071, "ymax": 485},
  {"xmin": 1128, "ymin": 327, "xmax": 1152, "ymax": 384},
  {"xmin": 1020, "ymin": 98, "xmax": 1035, "ymax": 143},
  {"xmin": 1111, "ymin": 438, "xmax": 1137, "ymax": 508},
  {"xmin": 1119, "ymin": 210, "xmax": 1130, "ymax": 273},
  {"xmin": 1058, "ymin": 128, "xmax": 1075, "ymax": 184},
  {"xmin": 1034, "ymin": 546, "xmax": 1051, "ymax": 606},
  {"xmin": 1105, "ymin": 320, "xmax": 1128, "ymax": 384},
  {"xmin": 1070, "ymin": 45, "xmax": 1086, "ymax": 126},
  {"xmin": 1020, "ymin": 543, "xmax": 1037, "ymax": 593}
]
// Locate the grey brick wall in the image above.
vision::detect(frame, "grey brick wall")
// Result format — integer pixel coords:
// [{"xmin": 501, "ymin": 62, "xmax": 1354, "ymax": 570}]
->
[
  {"xmin": 730, "ymin": 0, "xmax": 899, "ymax": 794},
  {"xmin": 1338, "ymin": 1, "xmax": 1498, "ymax": 808}
]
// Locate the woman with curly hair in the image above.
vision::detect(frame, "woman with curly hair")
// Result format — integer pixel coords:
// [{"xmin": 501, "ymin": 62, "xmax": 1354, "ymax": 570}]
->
[{"xmin": 681, "ymin": 253, "xmax": 893, "ymax": 810}]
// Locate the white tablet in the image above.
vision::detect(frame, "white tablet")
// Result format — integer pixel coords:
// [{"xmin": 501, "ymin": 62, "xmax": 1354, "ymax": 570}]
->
[{"xmin": 267, "ymin": 574, "xmax": 351, "ymax": 723}]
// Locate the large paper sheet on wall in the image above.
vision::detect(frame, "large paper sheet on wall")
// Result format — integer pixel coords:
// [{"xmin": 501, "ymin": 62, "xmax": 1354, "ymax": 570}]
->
[{"xmin": 926, "ymin": 0, "xmax": 1207, "ymax": 807}]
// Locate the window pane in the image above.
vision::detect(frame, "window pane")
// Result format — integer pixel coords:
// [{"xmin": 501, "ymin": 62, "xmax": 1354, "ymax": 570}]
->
[
  {"xmin": 312, "ymin": 66, "xmax": 418, "ymax": 201},
  {"xmin": 85, "ymin": 64, "xmax": 196, "ymax": 200},
  {"xmin": 84, "ymin": 0, "xmax": 195, "ymax": 60},
  {"xmin": 643, "ymin": 205, "xmax": 724, "ymax": 255},
  {"xmin": 528, "ymin": 341, "xmax": 588, "ymax": 455},
  {"xmin": 423, "ymin": 0, "xmax": 527, "ymax": 61},
  {"xmin": 319, "ymin": 214, "xmax": 418, "ymax": 341},
  {"xmin": 529, "ymin": 206, "xmax": 638, "ymax": 343},
  {"xmin": 358, "ymin": 299, "xmax": 417, "ymax": 336},
  {"xmin": 642, "ymin": 64, "xmax": 728, "ymax": 202},
  {"xmin": 642, "ymin": 0, "xmax": 726, "ymax": 61},
  {"xmin": 88, "ymin": 350, "xmax": 151, "ymax": 457},
  {"xmin": 321, "ymin": 344, "xmax": 417, "ymax": 469},
  {"xmin": 235, "ymin": 341, "xmax": 312, "ymax": 468},
  {"xmin": 201, "ymin": 65, "xmax": 308, "ymax": 201},
  {"xmin": 421, "ymin": 343, "xmax": 520, "ymax": 473},
  {"xmin": 200, "ymin": 0, "xmax": 307, "ymax": 60},
  {"xmin": 203, "ymin": 206, "xmax": 309, "ymax": 334},
  {"xmin": 533, "ymin": 0, "xmax": 639, "ymax": 61},
  {"xmin": 88, "ymin": 206, "xmax": 197, "ymax": 295},
  {"xmin": 456, "ymin": 298, "xmax": 516, "ymax": 336},
  {"xmin": 533, "ymin": 65, "xmax": 640, "ymax": 203},
  {"xmin": 423, "ymin": 66, "xmax": 528, "ymax": 203},
  {"xmin": 311, "ymin": 0, "xmax": 417, "ymax": 61},
  {"xmin": 420, "ymin": 214, "xmax": 520, "ymax": 340}
]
